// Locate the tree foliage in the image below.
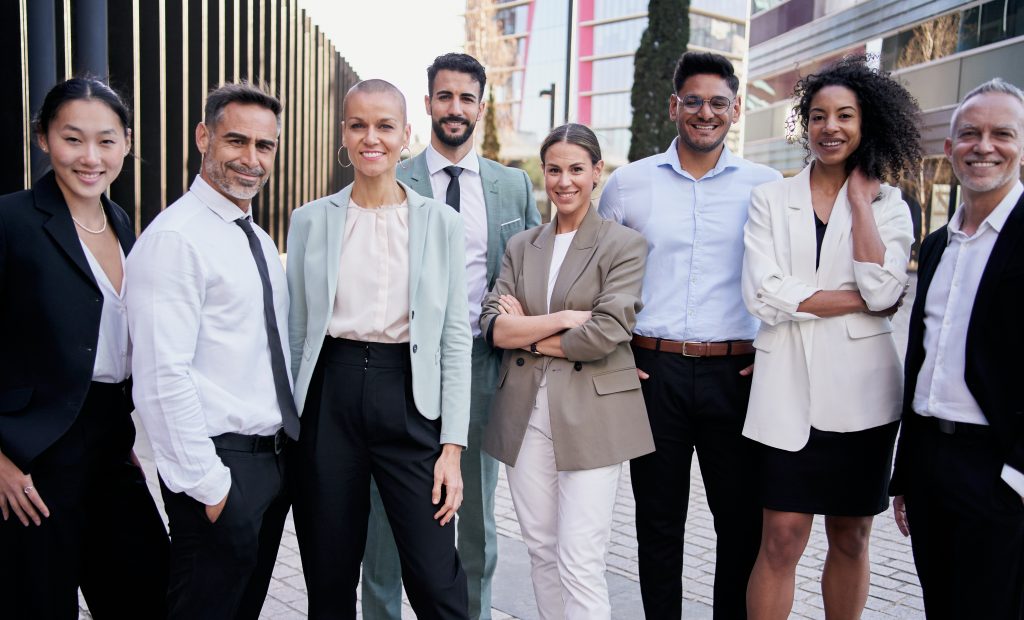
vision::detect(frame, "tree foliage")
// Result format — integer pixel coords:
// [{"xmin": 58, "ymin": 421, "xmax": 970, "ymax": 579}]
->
[
  {"xmin": 628, "ymin": 0, "xmax": 689, "ymax": 162},
  {"xmin": 482, "ymin": 87, "xmax": 501, "ymax": 161}
]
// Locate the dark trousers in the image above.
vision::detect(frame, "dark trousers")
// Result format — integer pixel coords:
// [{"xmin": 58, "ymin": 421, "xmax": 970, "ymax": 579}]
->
[
  {"xmin": 160, "ymin": 436, "xmax": 289, "ymax": 620},
  {"xmin": 629, "ymin": 347, "xmax": 761, "ymax": 620},
  {"xmin": 292, "ymin": 337, "xmax": 468, "ymax": 620},
  {"xmin": 0, "ymin": 381, "xmax": 169, "ymax": 620},
  {"xmin": 901, "ymin": 414, "xmax": 1024, "ymax": 620}
]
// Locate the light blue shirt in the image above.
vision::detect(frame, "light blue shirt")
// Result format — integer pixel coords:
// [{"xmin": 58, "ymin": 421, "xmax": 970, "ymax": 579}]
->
[{"xmin": 599, "ymin": 139, "xmax": 781, "ymax": 341}]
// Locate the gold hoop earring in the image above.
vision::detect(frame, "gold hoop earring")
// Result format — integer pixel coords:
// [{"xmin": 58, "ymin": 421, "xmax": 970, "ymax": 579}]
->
[
  {"xmin": 337, "ymin": 145, "xmax": 352, "ymax": 168},
  {"xmin": 399, "ymin": 145, "xmax": 411, "ymax": 170}
]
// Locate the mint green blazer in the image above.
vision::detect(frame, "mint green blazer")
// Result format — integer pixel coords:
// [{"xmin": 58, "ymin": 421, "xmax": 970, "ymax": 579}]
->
[{"xmin": 286, "ymin": 181, "xmax": 472, "ymax": 446}]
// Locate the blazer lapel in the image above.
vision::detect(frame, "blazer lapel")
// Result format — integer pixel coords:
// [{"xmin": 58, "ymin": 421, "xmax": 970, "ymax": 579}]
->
[
  {"xmin": 480, "ymin": 159, "xmax": 503, "ymax": 286},
  {"xmin": 403, "ymin": 153, "xmax": 434, "ymax": 198},
  {"xmin": 105, "ymin": 196, "xmax": 135, "ymax": 255},
  {"xmin": 968, "ymin": 194, "xmax": 1024, "ymax": 340},
  {"xmin": 787, "ymin": 166, "xmax": 817, "ymax": 367},
  {"xmin": 816, "ymin": 178, "xmax": 852, "ymax": 286},
  {"xmin": 34, "ymin": 172, "xmax": 97, "ymax": 290},
  {"xmin": 523, "ymin": 220, "xmax": 555, "ymax": 316},
  {"xmin": 325, "ymin": 185, "xmax": 353, "ymax": 305},
  {"xmin": 549, "ymin": 206, "xmax": 602, "ymax": 312},
  {"xmin": 405, "ymin": 182, "xmax": 429, "ymax": 303}
]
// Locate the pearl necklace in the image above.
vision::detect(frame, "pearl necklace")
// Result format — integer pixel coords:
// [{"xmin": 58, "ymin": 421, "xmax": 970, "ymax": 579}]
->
[{"xmin": 71, "ymin": 209, "xmax": 108, "ymax": 234}]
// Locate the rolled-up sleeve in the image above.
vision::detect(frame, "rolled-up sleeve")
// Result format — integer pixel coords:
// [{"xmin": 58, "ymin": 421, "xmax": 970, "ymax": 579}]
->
[{"xmin": 853, "ymin": 188, "xmax": 913, "ymax": 311}]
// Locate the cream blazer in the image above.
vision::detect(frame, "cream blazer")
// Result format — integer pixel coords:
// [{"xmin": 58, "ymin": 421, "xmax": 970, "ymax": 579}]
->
[{"xmin": 741, "ymin": 165, "xmax": 913, "ymax": 451}]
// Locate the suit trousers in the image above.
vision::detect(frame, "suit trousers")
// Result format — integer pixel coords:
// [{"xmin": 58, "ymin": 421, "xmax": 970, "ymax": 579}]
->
[
  {"xmin": 292, "ymin": 337, "xmax": 468, "ymax": 620},
  {"xmin": 629, "ymin": 347, "xmax": 761, "ymax": 620},
  {"xmin": 901, "ymin": 413, "xmax": 1024, "ymax": 620},
  {"xmin": 160, "ymin": 437, "xmax": 289, "ymax": 620},
  {"xmin": 362, "ymin": 337, "xmax": 500, "ymax": 620},
  {"xmin": 0, "ymin": 381, "xmax": 169, "ymax": 620},
  {"xmin": 506, "ymin": 383, "xmax": 621, "ymax": 620}
]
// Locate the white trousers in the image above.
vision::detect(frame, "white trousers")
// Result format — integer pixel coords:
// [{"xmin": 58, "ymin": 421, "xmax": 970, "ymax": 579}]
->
[{"xmin": 505, "ymin": 383, "xmax": 622, "ymax": 620}]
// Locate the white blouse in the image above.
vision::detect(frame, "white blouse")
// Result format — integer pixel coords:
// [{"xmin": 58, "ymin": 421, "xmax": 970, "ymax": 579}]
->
[
  {"xmin": 328, "ymin": 199, "xmax": 411, "ymax": 343},
  {"xmin": 79, "ymin": 240, "xmax": 130, "ymax": 382}
]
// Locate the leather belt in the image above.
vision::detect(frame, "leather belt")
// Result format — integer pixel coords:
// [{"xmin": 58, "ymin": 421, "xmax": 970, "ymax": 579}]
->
[
  {"xmin": 212, "ymin": 429, "xmax": 288, "ymax": 454},
  {"xmin": 909, "ymin": 413, "xmax": 990, "ymax": 437},
  {"xmin": 631, "ymin": 335, "xmax": 754, "ymax": 357}
]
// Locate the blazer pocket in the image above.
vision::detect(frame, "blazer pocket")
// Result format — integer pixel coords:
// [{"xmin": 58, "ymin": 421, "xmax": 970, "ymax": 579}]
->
[
  {"xmin": 592, "ymin": 368, "xmax": 642, "ymax": 396},
  {"xmin": 845, "ymin": 314, "xmax": 894, "ymax": 339},
  {"xmin": 0, "ymin": 388, "xmax": 33, "ymax": 414},
  {"xmin": 753, "ymin": 327, "xmax": 777, "ymax": 352}
]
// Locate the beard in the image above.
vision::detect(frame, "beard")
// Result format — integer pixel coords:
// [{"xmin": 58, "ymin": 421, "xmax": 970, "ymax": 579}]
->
[
  {"xmin": 203, "ymin": 156, "xmax": 267, "ymax": 201},
  {"xmin": 432, "ymin": 115, "xmax": 476, "ymax": 148}
]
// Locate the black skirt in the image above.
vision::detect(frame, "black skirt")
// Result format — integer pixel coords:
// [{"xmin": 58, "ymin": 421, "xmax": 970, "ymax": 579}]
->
[{"xmin": 757, "ymin": 420, "xmax": 900, "ymax": 517}]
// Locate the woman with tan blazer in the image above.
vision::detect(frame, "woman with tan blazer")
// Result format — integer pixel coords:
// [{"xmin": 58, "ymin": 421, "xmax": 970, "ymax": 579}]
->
[
  {"xmin": 479, "ymin": 124, "xmax": 653, "ymax": 620},
  {"xmin": 741, "ymin": 57, "xmax": 920, "ymax": 619}
]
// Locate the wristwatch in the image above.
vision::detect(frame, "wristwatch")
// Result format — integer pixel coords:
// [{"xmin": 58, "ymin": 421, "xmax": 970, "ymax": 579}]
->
[{"xmin": 530, "ymin": 342, "xmax": 541, "ymax": 356}]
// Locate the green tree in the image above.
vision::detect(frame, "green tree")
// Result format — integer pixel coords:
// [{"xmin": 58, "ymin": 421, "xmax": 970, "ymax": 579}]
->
[
  {"xmin": 628, "ymin": 0, "xmax": 689, "ymax": 162},
  {"xmin": 481, "ymin": 88, "xmax": 501, "ymax": 162}
]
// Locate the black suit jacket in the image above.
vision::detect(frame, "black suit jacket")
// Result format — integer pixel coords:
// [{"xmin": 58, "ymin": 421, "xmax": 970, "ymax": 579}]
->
[
  {"xmin": 891, "ymin": 192, "xmax": 1024, "ymax": 495},
  {"xmin": 0, "ymin": 171, "xmax": 135, "ymax": 472}
]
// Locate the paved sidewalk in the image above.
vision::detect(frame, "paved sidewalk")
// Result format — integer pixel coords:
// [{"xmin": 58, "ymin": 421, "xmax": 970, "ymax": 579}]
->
[{"xmin": 82, "ymin": 278, "xmax": 924, "ymax": 619}]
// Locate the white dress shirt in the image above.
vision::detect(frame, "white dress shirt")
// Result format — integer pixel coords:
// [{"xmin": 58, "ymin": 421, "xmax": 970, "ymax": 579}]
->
[
  {"xmin": 913, "ymin": 181, "xmax": 1024, "ymax": 496},
  {"xmin": 80, "ymin": 240, "xmax": 130, "ymax": 383},
  {"xmin": 425, "ymin": 144, "xmax": 488, "ymax": 337},
  {"xmin": 126, "ymin": 176, "xmax": 290, "ymax": 505},
  {"xmin": 328, "ymin": 200, "xmax": 411, "ymax": 343}
]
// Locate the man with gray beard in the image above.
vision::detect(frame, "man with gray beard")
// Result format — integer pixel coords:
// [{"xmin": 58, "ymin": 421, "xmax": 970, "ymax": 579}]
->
[{"xmin": 126, "ymin": 82, "xmax": 299, "ymax": 620}]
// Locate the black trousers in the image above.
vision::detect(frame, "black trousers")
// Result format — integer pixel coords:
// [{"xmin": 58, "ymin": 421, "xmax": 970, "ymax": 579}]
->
[
  {"xmin": 901, "ymin": 413, "xmax": 1024, "ymax": 620},
  {"xmin": 292, "ymin": 337, "xmax": 468, "ymax": 620},
  {"xmin": 160, "ymin": 435, "xmax": 289, "ymax": 620},
  {"xmin": 629, "ymin": 347, "xmax": 761, "ymax": 620},
  {"xmin": 0, "ymin": 380, "xmax": 169, "ymax": 620}
]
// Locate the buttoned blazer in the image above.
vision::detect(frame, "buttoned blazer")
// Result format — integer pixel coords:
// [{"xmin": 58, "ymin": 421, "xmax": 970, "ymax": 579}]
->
[
  {"xmin": 397, "ymin": 151, "xmax": 541, "ymax": 291},
  {"xmin": 479, "ymin": 206, "xmax": 654, "ymax": 471},
  {"xmin": 0, "ymin": 171, "xmax": 135, "ymax": 471},
  {"xmin": 286, "ymin": 181, "xmax": 472, "ymax": 446},
  {"xmin": 741, "ymin": 165, "xmax": 914, "ymax": 451},
  {"xmin": 890, "ymin": 194, "xmax": 1024, "ymax": 495}
]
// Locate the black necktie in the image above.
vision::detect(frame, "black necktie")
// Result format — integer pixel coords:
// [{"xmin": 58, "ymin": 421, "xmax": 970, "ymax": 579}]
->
[
  {"xmin": 444, "ymin": 166, "xmax": 463, "ymax": 212},
  {"xmin": 234, "ymin": 217, "xmax": 300, "ymax": 440}
]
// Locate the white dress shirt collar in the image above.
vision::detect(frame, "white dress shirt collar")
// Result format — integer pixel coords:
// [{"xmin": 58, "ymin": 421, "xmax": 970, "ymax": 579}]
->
[
  {"xmin": 189, "ymin": 175, "xmax": 254, "ymax": 222},
  {"xmin": 657, "ymin": 138, "xmax": 740, "ymax": 181},
  {"xmin": 425, "ymin": 143, "xmax": 480, "ymax": 176},
  {"xmin": 947, "ymin": 181, "xmax": 1021, "ymax": 241}
]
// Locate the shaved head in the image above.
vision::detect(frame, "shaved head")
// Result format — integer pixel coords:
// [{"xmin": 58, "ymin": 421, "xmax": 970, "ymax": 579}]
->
[{"xmin": 344, "ymin": 79, "xmax": 407, "ymax": 125}]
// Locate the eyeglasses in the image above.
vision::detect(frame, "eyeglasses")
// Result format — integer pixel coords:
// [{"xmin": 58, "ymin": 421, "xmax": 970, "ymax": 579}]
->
[{"xmin": 673, "ymin": 93, "xmax": 733, "ymax": 114}]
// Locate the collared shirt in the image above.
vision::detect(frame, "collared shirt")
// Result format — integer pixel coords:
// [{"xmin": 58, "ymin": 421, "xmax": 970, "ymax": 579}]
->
[
  {"xmin": 80, "ymin": 240, "xmax": 130, "ymax": 382},
  {"xmin": 599, "ymin": 139, "xmax": 781, "ymax": 341},
  {"xmin": 328, "ymin": 200, "xmax": 411, "ymax": 342},
  {"xmin": 425, "ymin": 144, "xmax": 488, "ymax": 337},
  {"xmin": 126, "ymin": 176, "xmax": 290, "ymax": 505},
  {"xmin": 913, "ymin": 181, "xmax": 1024, "ymax": 495}
]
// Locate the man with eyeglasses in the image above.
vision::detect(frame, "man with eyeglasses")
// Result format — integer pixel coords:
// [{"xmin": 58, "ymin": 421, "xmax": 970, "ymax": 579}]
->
[{"xmin": 599, "ymin": 51, "xmax": 780, "ymax": 619}]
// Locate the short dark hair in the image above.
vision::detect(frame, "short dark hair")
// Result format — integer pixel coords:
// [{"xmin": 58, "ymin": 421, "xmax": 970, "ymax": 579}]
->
[
  {"xmin": 427, "ymin": 53, "xmax": 487, "ymax": 98},
  {"xmin": 32, "ymin": 76, "xmax": 131, "ymax": 137},
  {"xmin": 791, "ymin": 54, "xmax": 922, "ymax": 182},
  {"xmin": 540, "ymin": 123, "xmax": 603, "ymax": 166},
  {"xmin": 204, "ymin": 81, "xmax": 282, "ymax": 130},
  {"xmin": 672, "ymin": 52, "xmax": 739, "ymax": 95}
]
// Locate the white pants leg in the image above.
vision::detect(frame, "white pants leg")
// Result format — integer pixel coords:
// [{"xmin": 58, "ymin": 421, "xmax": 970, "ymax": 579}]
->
[{"xmin": 506, "ymin": 383, "xmax": 621, "ymax": 620}]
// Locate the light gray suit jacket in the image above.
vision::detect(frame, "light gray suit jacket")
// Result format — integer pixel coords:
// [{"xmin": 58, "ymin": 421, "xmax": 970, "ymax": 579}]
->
[{"xmin": 286, "ymin": 182, "xmax": 472, "ymax": 446}]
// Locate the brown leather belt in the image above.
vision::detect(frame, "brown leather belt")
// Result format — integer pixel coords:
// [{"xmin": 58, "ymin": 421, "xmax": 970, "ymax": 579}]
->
[{"xmin": 631, "ymin": 335, "xmax": 754, "ymax": 357}]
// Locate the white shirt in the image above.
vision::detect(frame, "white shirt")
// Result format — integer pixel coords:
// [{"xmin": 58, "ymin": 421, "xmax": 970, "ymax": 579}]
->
[
  {"xmin": 328, "ymin": 200, "xmax": 411, "ymax": 343},
  {"xmin": 913, "ymin": 181, "xmax": 1024, "ymax": 496},
  {"xmin": 538, "ymin": 230, "xmax": 576, "ymax": 390},
  {"xmin": 425, "ymin": 144, "xmax": 488, "ymax": 337},
  {"xmin": 126, "ymin": 176, "xmax": 290, "ymax": 505},
  {"xmin": 80, "ymin": 240, "xmax": 130, "ymax": 382}
]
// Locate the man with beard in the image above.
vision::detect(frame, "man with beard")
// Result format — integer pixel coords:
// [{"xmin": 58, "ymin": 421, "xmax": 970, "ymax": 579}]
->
[
  {"xmin": 126, "ymin": 82, "xmax": 298, "ymax": 619},
  {"xmin": 890, "ymin": 78, "xmax": 1024, "ymax": 620},
  {"xmin": 361, "ymin": 52, "xmax": 540, "ymax": 620},
  {"xmin": 598, "ymin": 52, "xmax": 779, "ymax": 619}
]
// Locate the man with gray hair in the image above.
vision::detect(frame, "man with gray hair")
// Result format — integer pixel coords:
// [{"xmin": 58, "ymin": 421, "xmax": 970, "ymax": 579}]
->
[{"xmin": 890, "ymin": 77, "xmax": 1024, "ymax": 619}]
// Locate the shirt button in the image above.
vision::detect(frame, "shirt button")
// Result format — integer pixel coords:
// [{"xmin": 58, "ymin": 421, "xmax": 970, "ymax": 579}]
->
[
  {"xmin": 411, "ymin": 310, "xmax": 415, "ymax": 319},
  {"xmin": 412, "ymin": 344, "xmax": 418, "ymax": 353}
]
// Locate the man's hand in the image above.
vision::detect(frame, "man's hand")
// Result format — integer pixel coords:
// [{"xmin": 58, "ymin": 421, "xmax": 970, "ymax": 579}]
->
[
  {"xmin": 893, "ymin": 495, "xmax": 910, "ymax": 537},
  {"xmin": 0, "ymin": 450, "xmax": 49, "ymax": 526},
  {"xmin": 433, "ymin": 444, "xmax": 464, "ymax": 526},
  {"xmin": 205, "ymin": 492, "xmax": 228, "ymax": 524},
  {"xmin": 739, "ymin": 364, "xmax": 754, "ymax": 377}
]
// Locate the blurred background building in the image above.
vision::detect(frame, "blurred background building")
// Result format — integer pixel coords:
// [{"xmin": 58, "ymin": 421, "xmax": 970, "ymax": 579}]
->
[{"xmin": 5, "ymin": 0, "xmax": 359, "ymax": 248}]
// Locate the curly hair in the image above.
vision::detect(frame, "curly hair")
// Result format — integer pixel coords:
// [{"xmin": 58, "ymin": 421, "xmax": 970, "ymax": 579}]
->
[{"xmin": 791, "ymin": 55, "xmax": 922, "ymax": 183}]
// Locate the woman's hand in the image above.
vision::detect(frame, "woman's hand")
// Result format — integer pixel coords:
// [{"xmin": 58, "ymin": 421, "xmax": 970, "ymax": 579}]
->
[
  {"xmin": 0, "ymin": 451, "xmax": 50, "ymax": 526},
  {"xmin": 558, "ymin": 309, "xmax": 592, "ymax": 330},
  {"xmin": 847, "ymin": 167, "xmax": 881, "ymax": 210},
  {"xmin": 893, "ymin": 495, "xmax": 910, "ymax": 536},
  {"xmin": 433, "ymin": 444, "xmax": 464, "ymax": 526},
  {"xmin": 497, "ymin": 294, "xmax": 526, "ymax": 316}
]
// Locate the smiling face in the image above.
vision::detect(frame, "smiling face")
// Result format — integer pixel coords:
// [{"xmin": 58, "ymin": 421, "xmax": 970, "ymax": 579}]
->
[
  {"xmin": 807, "ymin": 85, "xmax": 862, "ymax": 171},
  {"xmin": 196, "ymin": 102, "xmax": 279, "ymax": 208},
  {"xmin": 426, "ymin": 69, "xmax": 484, "ymax": 150},
  {"xmin": 945, "ymin": 91, "xmax": 1024, "ymax": 199},
  {"xmin": 543, "ymin": 141, "xmax": 603, "ymax": 226},
  {"xmin": 670, "ymin": 73, "xmax": 739, "ymax": 154},
  {"xmin": 38, "ymin": 99, "xmax": 131, "ymax": 209},
  {"xmin": 343, "ymin": 90, "xmax": 411, "ymax": 180}
]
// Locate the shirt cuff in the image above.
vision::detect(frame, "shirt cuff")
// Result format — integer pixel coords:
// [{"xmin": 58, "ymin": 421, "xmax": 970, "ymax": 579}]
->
[
  {"xmin": 1001, "ymin": 464, "xmax": 1024, "ymax": 500},
  {"xmin": 188, "ymin": 461, "xmax": 233, "ymax": 506}
]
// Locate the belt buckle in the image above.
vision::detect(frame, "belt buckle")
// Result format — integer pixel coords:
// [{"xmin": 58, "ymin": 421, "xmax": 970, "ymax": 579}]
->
[
  {"xmin": 680, "ymin": 341, "xmax": 703, "ymax": 358},
  {"xmin": 273, "ymin": 428, "xmax": 286, "ymax": 454},
  {"xmin": 936, "ymin": 419, "xmax": 956, "ymax": 435}
]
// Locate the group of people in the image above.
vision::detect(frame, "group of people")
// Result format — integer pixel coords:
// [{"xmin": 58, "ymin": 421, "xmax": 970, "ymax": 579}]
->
[{"xmin": 0, "ymin": 47, "xmax": 1020, "ymax": 620}]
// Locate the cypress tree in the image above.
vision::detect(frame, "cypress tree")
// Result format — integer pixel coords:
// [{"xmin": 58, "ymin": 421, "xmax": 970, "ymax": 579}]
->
[
  {"xmin": 628, "ymin": 0, "xmax": 689, "ymax": 162},
  {"xmin": 481, "ymin": 88, "xmax": 501, "ymax": 162}
]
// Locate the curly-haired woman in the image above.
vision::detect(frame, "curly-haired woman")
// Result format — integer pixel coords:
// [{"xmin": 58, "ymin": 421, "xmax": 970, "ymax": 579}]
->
[{"xmin": 741, "ymin": 55, "xmax": 921, "ymax": 619}]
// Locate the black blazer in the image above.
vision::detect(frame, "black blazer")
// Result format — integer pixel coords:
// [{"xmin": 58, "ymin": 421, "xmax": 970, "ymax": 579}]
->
[
  {"xmin": 0, "ymin": 171, "xmax": 135, "ymax": 472},
  {"xmin": 891, "ymin": 192, "xmax": 1024, "ymax": 495}
]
